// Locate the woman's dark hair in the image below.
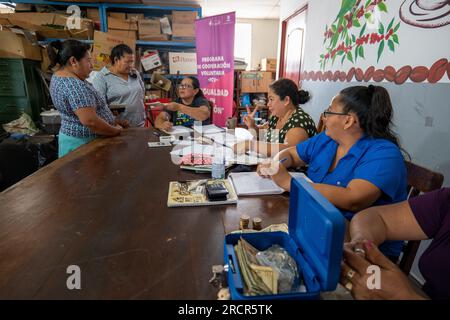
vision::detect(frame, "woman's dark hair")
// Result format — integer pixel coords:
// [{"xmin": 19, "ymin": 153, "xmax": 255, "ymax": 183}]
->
[
  {"xmin": 47, "ymin": 39, "xmax": 91, "ymax": 68},
  {"xmin": 338, "ymin": 85, "xmax": 399, "ymax": 146},
  {"xmin": 269, "ymin": 78, "xmax": 310, "ymax": 106},
  {"xmin": 110, "ymin": 44, "xmax": 134, "ymax": 65},
  {"xmin": 185, "ymin": 76, "xmax": 206, "ymax": 99}
]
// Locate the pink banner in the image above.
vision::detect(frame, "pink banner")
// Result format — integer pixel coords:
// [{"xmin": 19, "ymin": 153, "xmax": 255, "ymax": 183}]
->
[{"xmin": 195, "ymin": 12, "xmax": 235, "ymax": 127}]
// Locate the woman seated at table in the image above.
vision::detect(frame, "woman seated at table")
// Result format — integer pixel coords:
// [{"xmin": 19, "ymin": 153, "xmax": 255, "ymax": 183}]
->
[
  {"xmin": 154, "ymin": 76, "xmax": 210, "ymax": 131},
  {"xmin": 234, "ymin": 78, "xmax": 317, "ymax": 156},
  {"xmin": 341, "ymin": 188, "xmax": 450, "ymax": 300},
  {"xmin": 91, "ymin": 44, "xmax": 146, "ymax": 127},
  {"xmin": 258, "ymin": 85, "xmax": 407, "ymax": 260},
  {"xmin": 48, "ymin": 40, "xmax": 125, "ymax": 157}
]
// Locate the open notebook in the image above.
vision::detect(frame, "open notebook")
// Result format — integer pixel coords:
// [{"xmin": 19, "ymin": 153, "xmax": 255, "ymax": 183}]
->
[{"xmin": 229, "ymin": 171, "xmax": 312, "ymax": 196}]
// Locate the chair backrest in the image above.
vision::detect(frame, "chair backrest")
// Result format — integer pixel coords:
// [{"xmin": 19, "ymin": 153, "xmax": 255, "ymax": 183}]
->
[{"xmin": 398, "ymin": 160, "xmax": 444, "ymax": 274}]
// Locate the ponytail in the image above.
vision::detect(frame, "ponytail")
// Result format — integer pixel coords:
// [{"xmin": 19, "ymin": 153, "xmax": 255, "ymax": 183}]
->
[
  {"xmin": 339, "ymin": 85, "xmax": 399, "ymax": 146},
  {"xmin": 47, "ymin": 40, "xmax": 63, "ymax": 69},
  {"xmin": 298, "ymin": 89, "xmax": 310, "ymax": 104}
]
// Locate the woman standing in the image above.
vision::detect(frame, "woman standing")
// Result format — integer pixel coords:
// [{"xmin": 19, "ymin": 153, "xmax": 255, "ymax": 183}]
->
[
  {"xmin": 91, "ymin": 44, "xmax": 145, "ymax": 127},
  {"xmin": 48, "ymin": 40, "xmax": 123, "ymax": 157}
]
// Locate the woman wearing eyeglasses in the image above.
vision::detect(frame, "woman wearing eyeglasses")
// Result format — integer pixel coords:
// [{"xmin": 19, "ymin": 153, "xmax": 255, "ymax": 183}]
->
[
  {"xmin": 258, "ymin": 85, "xmax": 407, "ymax": 261},
  {"xmin": 154, "ymin": 76, "xmax": 210, "ymax": 131},
  {"xmin": 233, "ymin": 78, "xmax": 317, "ymax": 156}
]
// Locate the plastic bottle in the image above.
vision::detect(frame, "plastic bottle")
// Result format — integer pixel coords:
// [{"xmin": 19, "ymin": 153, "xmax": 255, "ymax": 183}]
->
[{"xmin": 211, "ymin": 145, "xmax": 226, "ymax": 179}]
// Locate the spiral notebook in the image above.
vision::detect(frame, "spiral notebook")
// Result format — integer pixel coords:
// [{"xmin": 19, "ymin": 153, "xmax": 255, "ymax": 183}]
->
[{"xmin": 228, "ymin": 172, "xmax": 311, "ymax": 196}]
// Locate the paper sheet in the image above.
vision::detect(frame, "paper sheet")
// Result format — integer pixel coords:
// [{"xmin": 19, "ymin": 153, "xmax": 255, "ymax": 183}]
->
[{"xmin": 229, "ymin": 172, "xmax": 311, "ymax": 196}]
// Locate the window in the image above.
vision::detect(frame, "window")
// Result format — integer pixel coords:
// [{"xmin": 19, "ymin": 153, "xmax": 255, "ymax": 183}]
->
[{"xmin": 234, "ymin": 23, "xmax": 252, "ymax": 71}]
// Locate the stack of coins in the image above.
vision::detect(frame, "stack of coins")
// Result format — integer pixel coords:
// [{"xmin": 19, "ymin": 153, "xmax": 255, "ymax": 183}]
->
[
  {"xmin": 239, "ymin": 215, "xmax": 250, "ymax": 230},
  {"xmin": 252, "ymin": 217, "xmax": 262, "ymax": 230}
]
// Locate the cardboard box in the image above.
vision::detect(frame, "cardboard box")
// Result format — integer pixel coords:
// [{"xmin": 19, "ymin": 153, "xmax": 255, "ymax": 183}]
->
[
  {"xmin": 138, "ymin": 34, "xmax": 169, "ymax": 41},
  {"xmin": 168, "ymin": 52, "xmax": 197, "ymax": 75},
  {"xmin": 172, "ymin": 10, "xmax": 197, "ymax": 24},
  {"xmin": 0, "ymin": 30, "xmax": 42, "ymax": 61},
  {"xmin": 54, "ymin": 14, "xmax": 94, "ymax": 39},
  {"xmin": 91, "ymin": 30, "xmax": 136, "ymax": 70},
  {"xmin": 86, "ymin": 8, "xmax": 100, "ymax": 21},
  {"xmin": 172, "ymin": 23, "xmax": 195, "ymax": 38},
  {"xmin": 108, "ymin": 12, "xmax": 126, "ymax": 20},
  {"xmin": 108, "ymin": 28, "xmax": 137, "ymax": 40},
  {"xmin": 141, "ymin": 50, "xmax": 162, "ymax": 71},
  {"xmin": 138, "ymin": 19, "xmax": 160, "ymax": 35},
  {"xmin": 15, "ymin": 4, "xmax": 33, "ymax": 12},
  {"xmin": 107, "ymin": 17, "xmax": 138, "ymax": 31},
  {"xmin": 126, "ymin": 13, "xmax": 145, "ymax": 21},
  {"xmin": 261, "ymin": 58, "xmax": 276, "ymax": 72},
  {"xmin": 0, "ymin": 13, "xmax": 94, "ymax": 40}
]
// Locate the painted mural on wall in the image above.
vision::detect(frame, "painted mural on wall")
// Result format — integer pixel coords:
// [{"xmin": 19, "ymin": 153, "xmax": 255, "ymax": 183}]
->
[{"xmin": 302, "ymin": 0, "xmax": 450, "ymax": 84}]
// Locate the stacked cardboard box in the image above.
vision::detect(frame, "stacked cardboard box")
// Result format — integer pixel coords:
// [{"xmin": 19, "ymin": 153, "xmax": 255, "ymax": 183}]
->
[
  {"xmin": 261, "ymin": 58, "xmax": 277, "ymax": 72},
  {"xmin": 171, "ymin": 11, "xmax": 197, "ymax": 40},
  {"xmin": 91, "ymin": 31, "xmax": 136, "ymax": 71},
  {"xmin": 107, "ymin": 14, "xmax": 138, "ymax": 40},
  {"xmin": 0, "ymin": 12, "xmax": 94, "ymax": 40},
  {"xmin": 0, "ymin": 29, "xmax": 42, "ymax": 61},
  {"xmin": 126, "ymin": 13, "xmax": 145, "ymax": 21},
  {"xmin": 137, "ymin": 18, "xmax": 168, "ymax": 41},
  {"xmin": 86, "ymin": 8, "xmax": 100, "ymax": 21}
]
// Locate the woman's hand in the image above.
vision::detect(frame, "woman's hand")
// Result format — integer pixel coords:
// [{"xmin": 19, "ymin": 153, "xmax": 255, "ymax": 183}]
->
[
  {"xmin": 115, "ymin": 118, "xmax": 129, "ymax": 128},
  {"xmin": 340, "ymin": 240, "xmax": 426, "ymax": 300},
  {"xmin": 163, "ymin": 102, "xmax": 180, "ymax": 112},
  {"xmin": 233, "ymin": 140, "xmax": 251, "ymax": 155},
  {"xmin": 158, "ymin": 120, "xmax": 173, "ymax": 132},
  {"xmin": 243, "ymin": 106, "xmax": 258, "ymax": 129}
]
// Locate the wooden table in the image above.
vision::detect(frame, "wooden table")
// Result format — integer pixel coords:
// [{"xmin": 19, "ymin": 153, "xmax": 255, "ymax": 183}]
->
[{"xmin": 0, "ymin": 128, "xmax": 289, "ymax": 299}]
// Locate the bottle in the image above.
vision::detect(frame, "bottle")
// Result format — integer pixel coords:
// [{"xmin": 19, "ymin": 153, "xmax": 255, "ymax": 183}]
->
[{"xmin": 211, "ymin": 145, "xmax": 225, "ymax": 179}]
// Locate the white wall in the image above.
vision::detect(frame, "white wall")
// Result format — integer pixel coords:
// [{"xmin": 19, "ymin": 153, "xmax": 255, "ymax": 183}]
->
[{"xmin": 237, "ymin": 18, "xmax": 280, "ymax": 70}]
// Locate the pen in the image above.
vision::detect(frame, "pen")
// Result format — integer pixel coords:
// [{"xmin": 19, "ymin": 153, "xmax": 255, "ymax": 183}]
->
[
  {"xmin": 279, "ymin": 157, "xmax": 288, "ymax": 164},
  {"xmin": 153, "ymin": 131, "xmax": 161, "ymax": 137}
]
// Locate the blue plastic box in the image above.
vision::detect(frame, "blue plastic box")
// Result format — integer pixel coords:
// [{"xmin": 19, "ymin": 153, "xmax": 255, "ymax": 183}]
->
[{"xmin": 224, "ymin": 177, "xmax": 345, "ymax": 300}]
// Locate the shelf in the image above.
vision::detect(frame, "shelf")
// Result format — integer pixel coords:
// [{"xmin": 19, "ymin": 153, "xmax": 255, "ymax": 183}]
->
[
  {"xmin": 7, "ymin": 0, "xmax": 101, "ymax": 6},
  {"xmin": 136, "ymin": 40, "xmax": 195, "ymax": 48},
  {"xmin": 38, "ymin": 39, "xmax": 93, "ymax": 45},
  {"xmin": 9, "ymin": 0, "xmax": 201, "ymax": 50},
  {"xmin": 143, "ymin": 74, "xmax": 195, "ymax": 80}
]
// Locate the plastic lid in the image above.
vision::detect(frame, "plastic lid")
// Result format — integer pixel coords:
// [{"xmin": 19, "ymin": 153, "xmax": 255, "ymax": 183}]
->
[{"xmin": 288, "ymin": 177, "xmax": 345, "ymax": 291}]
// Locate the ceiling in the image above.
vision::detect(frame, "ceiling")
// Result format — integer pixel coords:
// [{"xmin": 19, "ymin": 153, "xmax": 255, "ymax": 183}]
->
[{"xmin": 143, "ymin": 0, "xmax": 280, "ymax": 19}]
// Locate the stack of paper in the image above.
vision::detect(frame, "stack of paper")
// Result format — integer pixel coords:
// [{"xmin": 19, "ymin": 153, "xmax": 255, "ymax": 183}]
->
[
  {"xmin": 193, "ymin": 124, "xmax": 225, "ymax": 135},
  {"xmin": 161, "ymin": 125, "xmax": 193, "ymax": 138}
]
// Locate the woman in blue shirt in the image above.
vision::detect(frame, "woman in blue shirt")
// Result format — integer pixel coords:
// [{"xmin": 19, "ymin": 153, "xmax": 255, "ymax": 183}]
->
[
  {"xmin": 258, "ymin": 85, "xmax": 407, "ymax": 260},
  {"xmin": 48, "ymin": 40, "xmax": 124, "ymax": 157}
]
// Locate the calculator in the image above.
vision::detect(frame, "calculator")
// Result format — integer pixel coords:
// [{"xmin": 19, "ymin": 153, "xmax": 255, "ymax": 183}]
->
[{"xmin": 205, "ymin": 182, "xmax": 229, "ymax": 201}]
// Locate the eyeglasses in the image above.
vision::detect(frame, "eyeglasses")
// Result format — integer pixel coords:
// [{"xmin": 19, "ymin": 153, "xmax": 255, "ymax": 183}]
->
[
  {"xmin": 322, "ymin": 109, "xmax": 349, "ymax": 118},
  {"xmin": 178, "ymin": 84, "xmax": 194, "ymax": 89}
]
